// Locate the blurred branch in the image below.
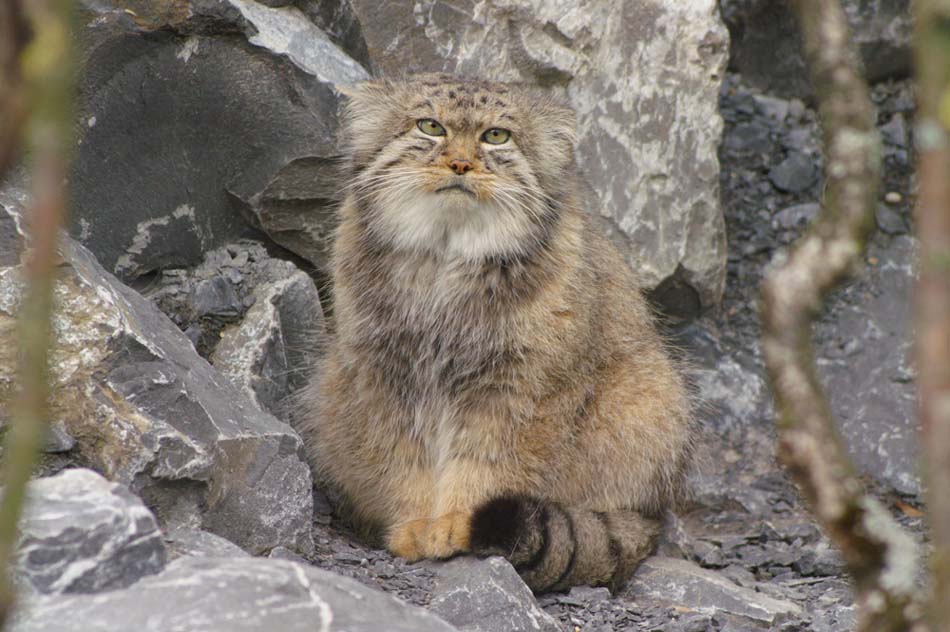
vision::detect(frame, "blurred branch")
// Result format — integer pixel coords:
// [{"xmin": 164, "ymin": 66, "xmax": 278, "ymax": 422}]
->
[
  {"xmin": 0, "ymin": 0, "xmax": 75, "ymax": 628},
  {"xmin": 762, "ymin": 1, "xmax": 925, "ymax": 630},
  {"xmin": 0, "ymin": 1, "xmax": 29, "ymax": 177},
  {"xmin": 914, "ymin": 1, "xmax": 950, "ymax": 629}
]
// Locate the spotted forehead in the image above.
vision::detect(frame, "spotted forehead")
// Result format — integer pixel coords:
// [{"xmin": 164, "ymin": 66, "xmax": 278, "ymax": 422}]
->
[{"xmin": 409, "ymin": 76, "xmax": 516, "ymax": 127}]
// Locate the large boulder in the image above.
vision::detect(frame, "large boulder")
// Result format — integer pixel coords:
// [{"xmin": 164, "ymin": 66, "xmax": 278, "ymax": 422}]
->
[
  {"xmin": 9, "ymin": 556, "xmax": 459, "ymax": 632},
  {"xmin": 12, "ymin": 469, "xmax": 166, "ymax": 596},
  {"xmin": 721, "ymin": 0, "xmax": 912, "ymax": 99},
  {"xmin": 0, "ymin": 183, "xmax": 314, "ymax": 555},
  {"xmin": 69, "ymin": 0, "xmax": 368, "ymax": 279},
  {"xmin": 312, "ymin": 0, "xmax": 729, "ymax": 313}
]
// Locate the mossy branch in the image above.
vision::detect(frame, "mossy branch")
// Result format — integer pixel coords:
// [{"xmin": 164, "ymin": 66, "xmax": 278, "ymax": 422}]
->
[
  {"xmin": 0, "ymin": 0, "xmax": 75, "ymax": 628},
  {"xmin": 913, "ymin": 1, "xmax": 950, "ymax": 629},
  {"xmin": 762, "ymin": 1, "xmax": 925, "ymax": 630}
]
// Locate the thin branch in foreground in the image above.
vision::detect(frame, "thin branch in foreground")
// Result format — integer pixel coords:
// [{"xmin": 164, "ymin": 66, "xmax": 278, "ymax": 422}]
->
[
  {"xmin": 0, "ymin": 0, "xmax": 76, "ymax": 628},
  {"xmin": 762, "ymin": 1, "xmax": 924, "ymax": 630},
  {"xmin": 913, "ymin": 2, "xmax": 950, "ymax": 629}
]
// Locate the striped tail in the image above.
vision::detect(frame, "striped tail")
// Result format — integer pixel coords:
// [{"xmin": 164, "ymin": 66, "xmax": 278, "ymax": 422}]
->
[{"xmin": 468, "ymin": 495, "xmax": 660, "ymax": 593}]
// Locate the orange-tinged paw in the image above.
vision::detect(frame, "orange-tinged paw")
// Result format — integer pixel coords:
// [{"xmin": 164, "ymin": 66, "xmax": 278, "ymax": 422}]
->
[
  {"xmin": 425, "ymin": 511, "xmax": 471, "ymax": 559},
  {"xmin": 387, "ymin": 518, "xmax": 431, "ymax": 561}
]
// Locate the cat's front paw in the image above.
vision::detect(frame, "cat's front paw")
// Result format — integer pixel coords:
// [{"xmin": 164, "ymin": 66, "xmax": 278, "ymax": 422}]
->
[
  {"xmin": 387, "ymin": 517, "xmax": 431, "ymax": 561},
  {"xmin": 386, "ymin": 512, "xmax": 472, "ymax": 561},
  {"xmin": 425, "ymin": 511, "xmax": 471, "ymax": 559}
]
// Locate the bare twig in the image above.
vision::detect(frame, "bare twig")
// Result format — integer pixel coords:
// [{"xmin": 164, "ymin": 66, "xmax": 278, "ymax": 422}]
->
[
  {"xmin": 0, "ymin": 0, "xmax": 75, "ymax": 628},
  {"xmin": 762, "ymin": 1, "xmax": 925, "ymax": 630},
  {"xmin": 913, "ymin": 2, "xmax": 950, "ymax": 629}
]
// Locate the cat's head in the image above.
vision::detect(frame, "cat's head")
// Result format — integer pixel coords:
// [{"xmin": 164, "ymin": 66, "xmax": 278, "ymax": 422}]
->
[{"xmin": 338, "ymin": 74, "xmax": 577, "ymax": 260}]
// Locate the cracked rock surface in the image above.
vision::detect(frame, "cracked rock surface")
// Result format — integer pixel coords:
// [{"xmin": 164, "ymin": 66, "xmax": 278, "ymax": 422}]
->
[{"xmin": 12, "ymin": 469, "xmax": 166, "ymax": 597}]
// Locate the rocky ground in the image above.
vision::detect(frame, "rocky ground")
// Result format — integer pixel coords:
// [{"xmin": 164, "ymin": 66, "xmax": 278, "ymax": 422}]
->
[{"xmin": 0, "ymin": 1, "xmax": 925, "ymax": 631}]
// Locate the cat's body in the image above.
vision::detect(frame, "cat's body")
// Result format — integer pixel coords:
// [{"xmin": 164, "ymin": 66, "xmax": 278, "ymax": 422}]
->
[{"xmin": 299, "ymin": 74, "xmax": 693, "ymax": 592}]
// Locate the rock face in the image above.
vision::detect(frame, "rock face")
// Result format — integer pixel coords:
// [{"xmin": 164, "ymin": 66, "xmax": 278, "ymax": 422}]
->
[
  {"xmin": 429, "ymin": 557, "xmax": 560, "ymax": 632},
  {"xmin": 721, "ymin": 0, "xmax": 912, "ymax": 98},
  {"xmin": 626, "ymin": 556, "xmax": 802, "ymax": 626},
  {"xmin": 0, "ymin": 188, "xmax": 314, "ymax": 556},
  {"xmin": 69, "ymin": 0, "xmax": 368, "ymax": 279},
  {"xmin": 13, "ymin": 469, "xmax": 166, "ymax": 596},
  {"xmin": 344, "ymin": 0, "xmax": 729, "ymax": 311},
  {"xmin": 10, "ymin": 557, "xmax": 459, "ymax": 632}
]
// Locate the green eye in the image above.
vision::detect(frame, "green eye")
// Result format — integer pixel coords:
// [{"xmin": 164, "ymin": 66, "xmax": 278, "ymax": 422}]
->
[
  {"xmin": 482, "ymin": 128, "xmax": 511, "ymax": 145},
  {"xmin": 417, "ymin": 119, "xmax": 446, "ymax": 136}
]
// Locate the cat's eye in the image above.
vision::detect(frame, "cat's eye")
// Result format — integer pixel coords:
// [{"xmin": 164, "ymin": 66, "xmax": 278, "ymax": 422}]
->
[
  {"xmin": 481, "ymin": 128, "xmax": 511, "ymax": 145},
  {"xmin": 417, "ymin": 119, "xmax": 446, "ymax": 136}
]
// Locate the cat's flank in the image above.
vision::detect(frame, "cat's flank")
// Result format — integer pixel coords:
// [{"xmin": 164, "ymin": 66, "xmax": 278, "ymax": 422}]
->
[{"xmin": 299, "ymin": 74, "xmax": 694, "ymax": 592}]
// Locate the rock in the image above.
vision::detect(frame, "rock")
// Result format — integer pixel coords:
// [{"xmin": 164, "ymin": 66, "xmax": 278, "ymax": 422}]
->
[
  {"xmin": 429, "ymin": 557, "xmax": 560, "ymax": 632},
  {"xmin": 681, "ymin": 324, "xmax": 772, "ymax": 434},
  {"xmin": 346, "ymin": 0, "xmax": 729, "ymax": 310},
  {"xmin": 768, "ymin": 151, "xmax": 818, "ymax": 193},
  {"xmin": 9, "ymin": 556, "xmax": 459, "ymax": 632},
  {"xmin": 626, "ymin": 556, "xmax": 802, "ymax": 625},
  {"xmin": 143, "ymin": 241, "xmax": 325, "ymax": 419},
  {"xmin": 12, "ymin": 469, "xmax": 166, "ymax": 596},
  {"xmin": 0, "ymin": 187, "xmax": 314, "ymax": 555},
  {"xmin": 875, "ymin": 203, "xmax": 908, "ymax": 235},
  {"xmin": 164, "ymin": 528, "xmax": 250, "ymax": 560},
  {"xmin": 816, "ymin": 236, "xmax": 920, "ymax": 495},
  {"xmin": 69, "ymin": 1, "xmax": 367, "ymax": 280},
  {"xmin": 721, "ymin": 0, "xmax": 912, "ymax": 98},
  {"xmin": 211, "ymin": 256, "xmax": 325, "ymax": 420},
  {"xmin": 773, "ymin": 202, "xmax": 820, "ymax": 230},
  {"xmin": 880, "ymin": 113, "xmax": 910, "ymax": 148}
]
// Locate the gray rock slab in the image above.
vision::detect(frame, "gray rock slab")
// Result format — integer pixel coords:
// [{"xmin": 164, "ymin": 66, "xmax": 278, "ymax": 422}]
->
[
  {"xmin": 817, "ymin": 236, "xmax": 921, "ymax": 496},
  {"xmin": 626, "ymin": 556, "xmax": 802, "ymax": 626},
  {"xmin": 10, "ymin": 556, "xmax": 459, "ymax": 632},
  {"xmin": 347, "ymin": 0, "xmax": 729, "ymax": 311},
  {"xmin": 0, "ymin": 187, "xmax": 314, "ymax": 556},
  {"xmin": 12, "ymin": 469, "xmax": 166, "ymax": 596},
  {"xmin": 69, "ymin": 1, "xmax": 366, "ymax": 278},
  {"xmin": 429, "ymin": 557, "xmax": 560, "ymax": 632}
]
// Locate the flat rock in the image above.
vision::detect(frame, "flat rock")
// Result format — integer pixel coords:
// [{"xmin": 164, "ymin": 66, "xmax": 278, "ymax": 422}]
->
[
  {"xmin": 10, "ymin": 556, "xmax": 459, "ymax": 632},
  {"xmin": 346, "ymin": 0, "xmax": 729, "ymax": 311},
  {"xmin": 626, "ymin": 556, "xmax": 802, "ymax": 625},
  {"xmin": 12, "ymin": 469, "xmax": 166, "ymax": 596},
  {"xmin": 816, "ymin": 236, "xmax": 921, "ymax": 495},
  {"xmin": 429, "ymin": 557, "xmax": 560, "ymax": 632},
  {"xmin": 0, "ymin": 188, "xmax": 314, "ymax": 555}
]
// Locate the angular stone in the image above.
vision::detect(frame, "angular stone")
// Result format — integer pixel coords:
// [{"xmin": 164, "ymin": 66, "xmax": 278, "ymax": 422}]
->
[
  {"xmin": 429, "ymin": 557, "xmax": 560, "ymax": 632},
  {"xmin": 626, "ymin": 556, "xmax": 802, "ymax": 625},
  {"xmin": 211, "ymin": 257, "xmax": 325, "ymax": 420},
  {"xmin": 10, "ymin": 557, "xmax": 459, "ymax": 632},
  {"xmin": 69, "ymin": 1, "xmax": 368, "ymax": 279},
  {"xmin": 12, "ymin": 469, "xmax": 166, "ymax": 596},
  {"xmin": 347, "ymin": 0, "xmax": 729, "ymax": 309},
  {"xmin": 768, "ymin": 151, "xmax": 818, "ymax": 193},
  {"xmin": 0, "ymin": 188, "xmax": 314, "ymax": 555}
]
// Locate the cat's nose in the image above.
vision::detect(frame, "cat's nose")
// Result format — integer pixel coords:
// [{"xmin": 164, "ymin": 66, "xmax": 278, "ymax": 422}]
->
[{"xmin": 448, "ymin": 159, "xmax": 473, "ymax": 175}]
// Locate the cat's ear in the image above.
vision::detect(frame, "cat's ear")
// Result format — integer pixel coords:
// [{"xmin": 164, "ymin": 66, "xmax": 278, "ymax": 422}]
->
[{"xmin": 539, "ymin": 101, "xmax": 578, "ymax": 147}]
